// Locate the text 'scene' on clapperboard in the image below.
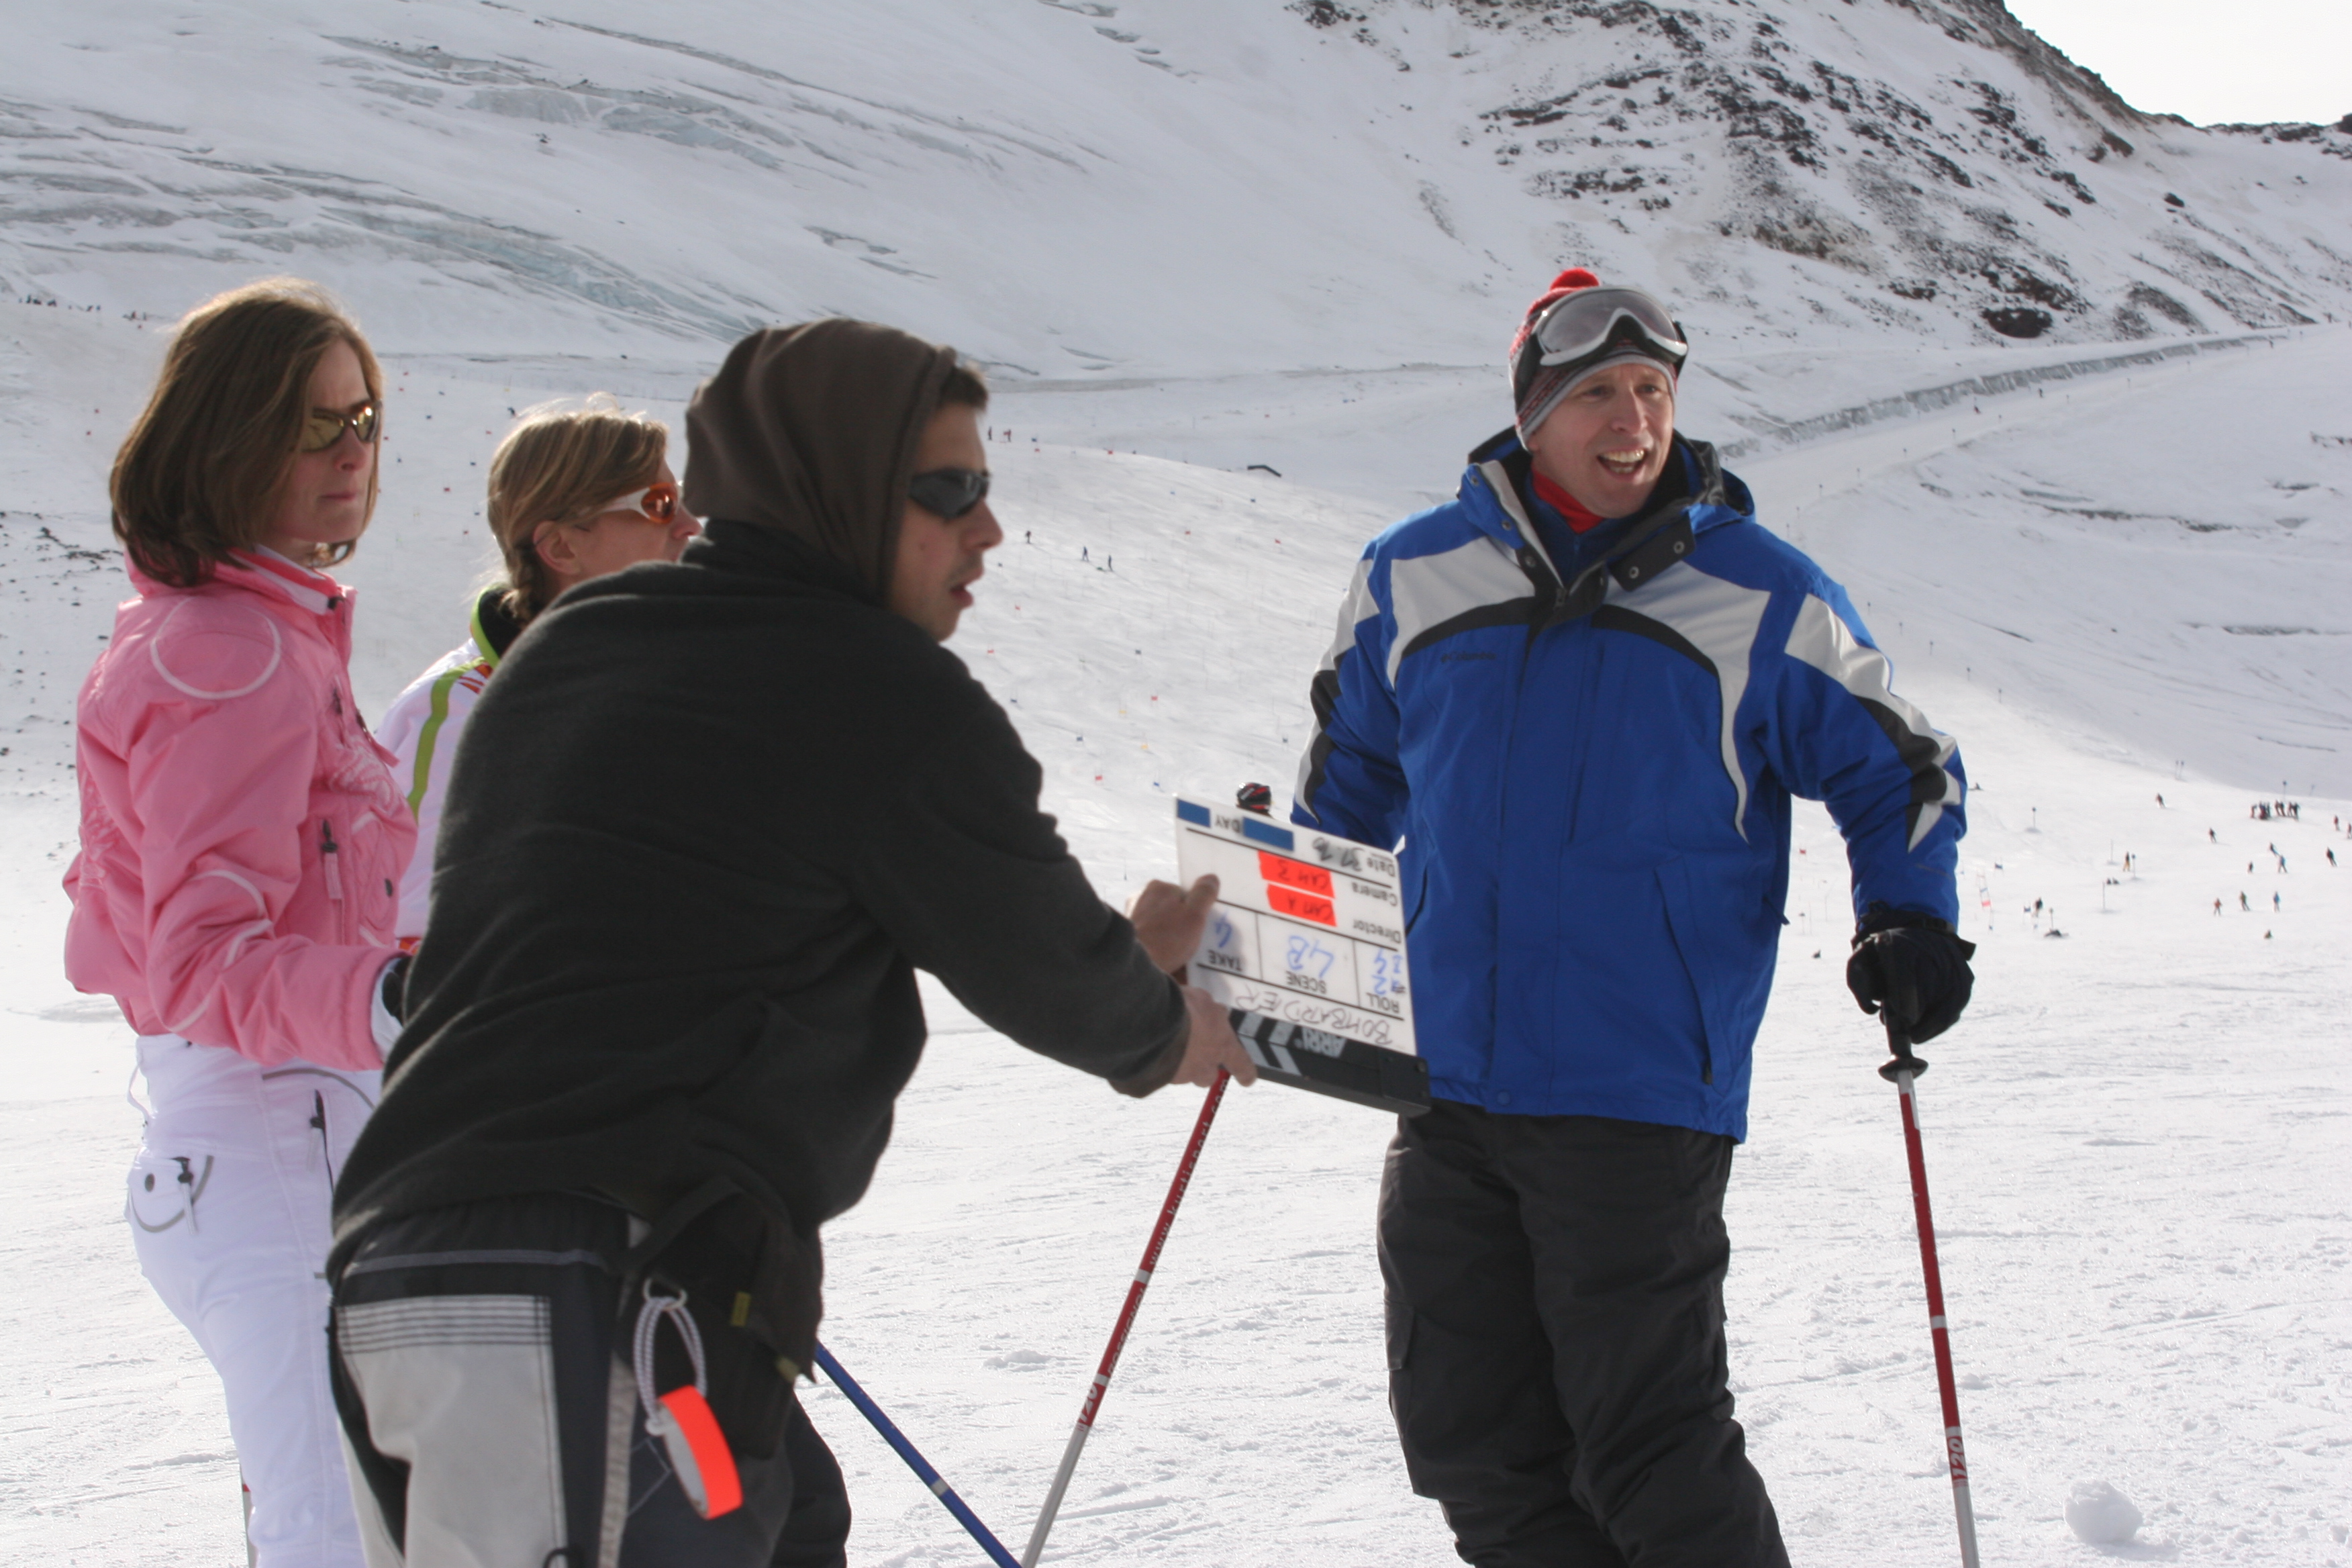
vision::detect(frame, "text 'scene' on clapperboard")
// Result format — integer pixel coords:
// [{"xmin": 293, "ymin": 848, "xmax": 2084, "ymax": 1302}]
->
[{"xmin": 1173, "ymin": 801, "xmax": 1429, "ymax": 1116}]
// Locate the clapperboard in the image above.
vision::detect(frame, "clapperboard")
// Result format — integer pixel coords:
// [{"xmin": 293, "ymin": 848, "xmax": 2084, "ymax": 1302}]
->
[{"xmin": 1173, "ymin": 800, "xmax": 1430, "ymax": 1116}]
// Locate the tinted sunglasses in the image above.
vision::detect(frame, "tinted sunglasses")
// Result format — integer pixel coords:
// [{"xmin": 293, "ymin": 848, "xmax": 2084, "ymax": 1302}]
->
[
  {"xmin": 299, "ymin": 401, "xmax": 380, "ymax": 452},
  {"xmin": 908, "ymin": 467, "xmax": 990, "ymax": 520},
  {"xmin": 581, "ymin": 481, "xmax": 681, "ymax": 525}
]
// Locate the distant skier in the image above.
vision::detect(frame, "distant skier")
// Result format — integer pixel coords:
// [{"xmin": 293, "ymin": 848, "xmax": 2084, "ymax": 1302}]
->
[
  {"xmin": 1291, "ymin": 268, "xmax": 1969, "ymax": 1567},
  {"xmin": 2242, "ymin": 891, "xmax": 2251, "ymax": 910},
  {"xmin": 330, "ymin": 320, "xmax": 1255, "ymax": 1566}
]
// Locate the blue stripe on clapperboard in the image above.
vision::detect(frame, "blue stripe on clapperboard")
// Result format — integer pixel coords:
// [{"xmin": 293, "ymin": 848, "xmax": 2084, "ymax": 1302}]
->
[
  {"xmin": 1240, "ymin": 818, "xmax": 1294, "ymax": 852},
  {"xmin": 1176, "ymin": 800, "xmax": 1212, "ymax": 828}
]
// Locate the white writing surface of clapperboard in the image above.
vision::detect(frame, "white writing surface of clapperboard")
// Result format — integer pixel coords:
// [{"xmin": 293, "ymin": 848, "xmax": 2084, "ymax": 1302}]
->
[{"xmin": 1173, "ymin": 800, "xmax": 1429, "ymax": 1116}]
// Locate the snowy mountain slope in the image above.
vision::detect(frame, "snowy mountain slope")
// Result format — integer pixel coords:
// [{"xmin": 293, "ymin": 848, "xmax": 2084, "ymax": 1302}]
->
[
  {"xmin": 4, "ymin": 0, "xmax": 2349, "ymax": 383},
  {"xmin": 1, "ymin": 0, "xmax": 1504, "ymax": 372},
  {"xmin": 2, "ymin": 1, "xmax": 2348, "ymax": 1561}
]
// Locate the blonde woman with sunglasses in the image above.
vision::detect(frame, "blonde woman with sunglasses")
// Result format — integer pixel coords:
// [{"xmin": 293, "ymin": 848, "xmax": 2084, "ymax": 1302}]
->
[
  {"xmin": 376, "ymin": 396, "xmax": 699, "ymax": 946},
  {"xmin": 65, "ymin": 279, "xmax": 414, "ymax": 1567}
]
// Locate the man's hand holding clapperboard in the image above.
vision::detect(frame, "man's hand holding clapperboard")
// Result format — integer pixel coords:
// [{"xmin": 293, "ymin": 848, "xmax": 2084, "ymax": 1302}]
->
[{"xmin": 1170, "ymin": 797, "xmax": 1430, "ymax": 1117}]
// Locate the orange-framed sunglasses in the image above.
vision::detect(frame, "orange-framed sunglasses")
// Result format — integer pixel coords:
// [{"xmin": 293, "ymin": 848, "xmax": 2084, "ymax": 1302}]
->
[{"xmin": 582, "ymin": 481, "xmax": 681, "ymax": 524}]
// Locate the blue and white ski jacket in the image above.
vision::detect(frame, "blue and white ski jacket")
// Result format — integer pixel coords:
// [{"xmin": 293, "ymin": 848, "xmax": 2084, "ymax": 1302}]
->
[{"xmin": 1292, "ymin": 432, "xmax": 1964, "ymax": 1138}]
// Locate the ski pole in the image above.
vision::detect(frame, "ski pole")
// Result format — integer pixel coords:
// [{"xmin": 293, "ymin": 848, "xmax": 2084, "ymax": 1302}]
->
[
  {"xmin": 1879, "ymin": 1026, "xmax": 1982, "ymax": 1568},
  {"xmin": 1021, "ymin": 1070, "xmax": 1230, "ymax": 1567},
  {"xmin": 810, "ymin": 1340, "xmax": 1022, "ymax": 1568}
]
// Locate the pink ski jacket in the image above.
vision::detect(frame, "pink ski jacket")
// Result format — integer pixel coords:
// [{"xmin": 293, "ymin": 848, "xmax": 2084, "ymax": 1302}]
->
[{"xmin": 64, "ymin": 550, "xmax": 415, "ymax": 1070}]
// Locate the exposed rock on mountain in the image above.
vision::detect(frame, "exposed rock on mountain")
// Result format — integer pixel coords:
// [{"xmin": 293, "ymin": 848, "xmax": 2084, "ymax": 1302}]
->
[
  {"xmin": 0, "ymin": 1, "xmax": 2345, "ymax": 371},
  {"xmin": 1306, "ymin": 0, "xmax": 2351, "ymax": 344}
]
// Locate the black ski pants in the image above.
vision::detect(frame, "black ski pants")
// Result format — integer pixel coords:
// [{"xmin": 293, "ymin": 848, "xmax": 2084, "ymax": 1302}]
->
[
  {"xmin": 330, "ymin": 1192, "xmax": 848, "ymax": 1567},
  {"xmin": 1379, "ymin": 1101, "xmax": 1788, "ymax": 1568}
]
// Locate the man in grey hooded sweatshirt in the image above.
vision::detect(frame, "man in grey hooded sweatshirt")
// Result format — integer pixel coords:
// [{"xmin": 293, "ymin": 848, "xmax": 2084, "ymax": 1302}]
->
[{"xmin": 331, "ymin": 320, "xmax": 1251, "ymax": 1567}]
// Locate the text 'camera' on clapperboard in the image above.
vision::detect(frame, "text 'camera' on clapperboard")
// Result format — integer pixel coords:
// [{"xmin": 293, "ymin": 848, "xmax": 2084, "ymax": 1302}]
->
[{"xmin": 1173, "ymin": 799, "xmax": 1429, "ymax": 1116}]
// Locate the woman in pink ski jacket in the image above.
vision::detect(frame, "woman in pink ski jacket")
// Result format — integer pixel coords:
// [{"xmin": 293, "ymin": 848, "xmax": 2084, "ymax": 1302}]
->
[{"xmin": 66, "ymin": 278, "xmax": 413, "ymax": 1568}]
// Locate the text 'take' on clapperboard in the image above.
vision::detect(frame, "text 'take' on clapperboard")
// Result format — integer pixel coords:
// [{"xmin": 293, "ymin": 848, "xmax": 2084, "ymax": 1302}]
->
[{"xmin": 1173, "ymin": 800, "xmax": 1429, "ymax": 1116}]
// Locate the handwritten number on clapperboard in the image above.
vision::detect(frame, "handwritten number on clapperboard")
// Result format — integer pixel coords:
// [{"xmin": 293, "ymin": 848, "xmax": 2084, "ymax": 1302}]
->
[
  {"xmin": 1211, "ymin": 912, "xmax": 1238, "ymax": 952},
  {"xmin": 1286, "ymin": 936, "xmax": 1336, "ymax": 979},
  {"xmin": 1369, "ymin": 950, "xmax": 1396, "ymax": 997}
]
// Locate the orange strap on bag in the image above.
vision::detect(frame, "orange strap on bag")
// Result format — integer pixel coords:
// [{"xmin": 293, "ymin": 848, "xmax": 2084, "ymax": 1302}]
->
[{"xmin": 633, "ymin": 1282, "xmax": 744, "ymax": 1518}]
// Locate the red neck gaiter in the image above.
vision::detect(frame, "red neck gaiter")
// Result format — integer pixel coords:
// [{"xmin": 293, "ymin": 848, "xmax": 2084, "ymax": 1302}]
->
[{"xmin": 1531, "ymin": 470, "xmax": 1607, "ymax": 533}]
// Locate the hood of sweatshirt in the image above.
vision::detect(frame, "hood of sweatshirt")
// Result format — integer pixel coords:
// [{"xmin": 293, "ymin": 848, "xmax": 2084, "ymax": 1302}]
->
[{"xmin": 679, "ymin": 318, "xmax": 963, "ymax": 607}]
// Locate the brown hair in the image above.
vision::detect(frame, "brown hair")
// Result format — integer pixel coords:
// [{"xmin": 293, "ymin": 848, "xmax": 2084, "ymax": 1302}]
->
[
  {"xmin": 937, "ymin": 360, "xmax": 989, "ymax": 411},
  {"xmin": 486, "ymin": 395, "xmax": 670, "ymax": 623},
  {"xmin": 110, "ymin": 278, "xmax": 384, "ymax": 587}
]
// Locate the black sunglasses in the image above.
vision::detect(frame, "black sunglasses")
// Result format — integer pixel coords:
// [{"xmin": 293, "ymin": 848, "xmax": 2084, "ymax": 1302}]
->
[
  {"xmin": 299, "ymin": 401, "xmax": 380, "ymax": 453},
  {"xmin": 908, "ymin": 467, "xmax": 989, "ymax": 520}
]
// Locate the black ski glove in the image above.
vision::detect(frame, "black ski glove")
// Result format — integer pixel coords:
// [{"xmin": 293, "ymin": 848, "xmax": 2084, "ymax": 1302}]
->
[{"xmin": 1846, "ymin": 904, "xmax": 1975, "ymax": 1045}]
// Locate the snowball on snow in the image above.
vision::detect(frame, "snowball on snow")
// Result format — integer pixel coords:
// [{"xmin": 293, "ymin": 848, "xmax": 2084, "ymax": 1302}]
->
[{"xmin": 2064, "ymin": 1479, "xmax": 2143, "ymax": 1544}]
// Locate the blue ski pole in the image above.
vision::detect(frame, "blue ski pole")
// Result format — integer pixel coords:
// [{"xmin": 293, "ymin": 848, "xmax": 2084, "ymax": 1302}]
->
[{"xmin": 812, "ymin": 1341, "xmax": 1022, "ymax": 1568}]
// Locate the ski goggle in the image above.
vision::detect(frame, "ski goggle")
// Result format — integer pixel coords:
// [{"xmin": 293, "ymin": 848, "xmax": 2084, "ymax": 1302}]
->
[
  {"xmin": 581, "ymin": 481, "xmax": 681, "ymax": 524},
  {"xmin": 298, "ymin": 401, "xmax": 379, "ymax": 452},
  {"xmin": 908, "ymin": 467, "xmax": 990, "ymax": 520},
  {"xmin": 1526, "ymin": 287, "xmax": 1689, "ymax": 381}
]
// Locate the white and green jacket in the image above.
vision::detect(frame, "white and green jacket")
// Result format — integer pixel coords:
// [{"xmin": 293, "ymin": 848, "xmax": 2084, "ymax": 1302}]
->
[{"xmin": 375, "ymin": 590, "xmax": 525, "ymax": 943}]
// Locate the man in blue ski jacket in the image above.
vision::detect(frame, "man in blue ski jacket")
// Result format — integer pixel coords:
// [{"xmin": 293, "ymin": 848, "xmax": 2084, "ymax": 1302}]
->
[{"xmin": 1293, "ymin": 269, "xmax": 1977, "ymax": 1567}]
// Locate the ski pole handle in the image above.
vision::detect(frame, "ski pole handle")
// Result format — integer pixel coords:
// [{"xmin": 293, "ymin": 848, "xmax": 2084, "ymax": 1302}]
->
[{"xmin": 1879, "ymin": 1018, "xmax": 1930, "ymax": 1081}]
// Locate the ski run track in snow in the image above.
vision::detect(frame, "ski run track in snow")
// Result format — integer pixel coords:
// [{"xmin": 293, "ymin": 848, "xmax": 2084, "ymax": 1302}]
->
[{"xmin": 2, "ymin": 1, "xmax": 2349, "ymax": 1565}]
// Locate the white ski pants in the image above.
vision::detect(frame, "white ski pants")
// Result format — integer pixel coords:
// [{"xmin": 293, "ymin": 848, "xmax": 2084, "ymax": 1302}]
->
[{"xmin": 126, "ymin": 1033, "xmax": 379, "ymax": 1568}]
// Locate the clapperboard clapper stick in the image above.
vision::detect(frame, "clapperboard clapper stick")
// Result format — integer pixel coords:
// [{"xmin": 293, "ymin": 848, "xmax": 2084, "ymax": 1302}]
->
[{"xmin": 1224, "ymin": 1006, "xmax": 1428, "ymax": 1114}]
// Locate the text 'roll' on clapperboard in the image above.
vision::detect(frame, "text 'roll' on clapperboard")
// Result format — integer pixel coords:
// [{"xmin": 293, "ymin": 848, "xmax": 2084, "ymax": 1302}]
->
[{"xmin": 1173, "ymin": 800, "xmax": 1430, "ymax": 1116}]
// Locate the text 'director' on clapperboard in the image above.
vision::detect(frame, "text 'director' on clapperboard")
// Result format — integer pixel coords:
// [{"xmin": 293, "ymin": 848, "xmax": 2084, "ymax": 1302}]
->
[{"xmin": 1173, "ymin": 800, "xmax": 1429, "ymax": 1116}]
